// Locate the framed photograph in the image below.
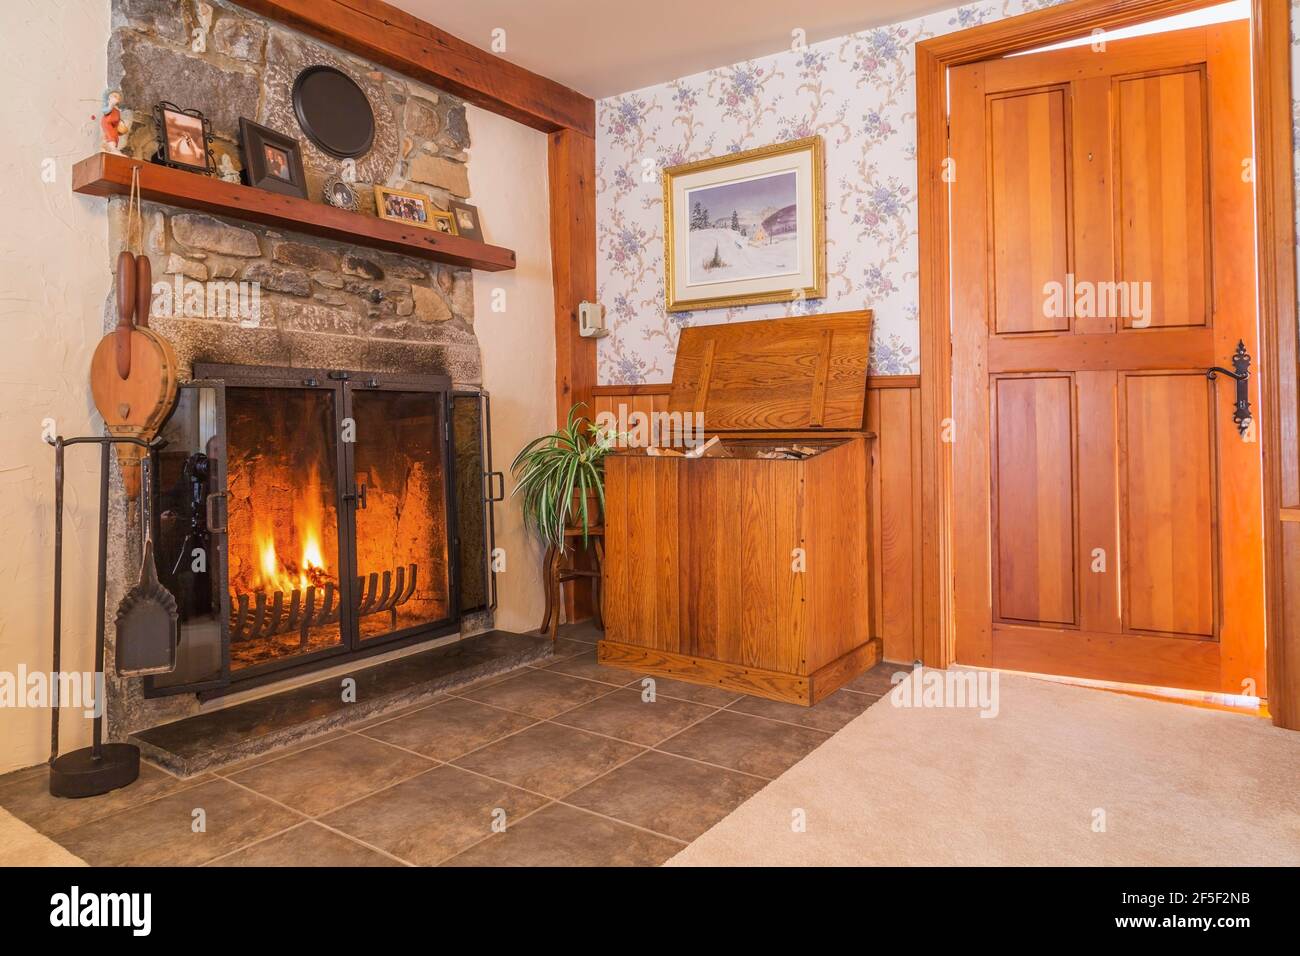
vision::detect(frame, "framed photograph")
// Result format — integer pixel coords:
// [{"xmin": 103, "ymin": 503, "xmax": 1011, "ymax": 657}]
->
[
  {"xmin": 321, "ymin": 174, "xmax": 358, "ymax": 212},
  {"xmin": 374, "ymin": 186, "xmax": 454, "ymax": 233},
  {"xmin": 448, "ymin": 201, "xmax": 483, "ymax": 242},
  {"xmin": 663, "ymin": 135, "xmax": 825, "ymax": 312},
  {"xmin": 153, "ymin": 102, "xmax": 213, "ymax": 174},
  {"xmin": 238, "ymin": 119, "xmax": 308, "ymax": 198}
]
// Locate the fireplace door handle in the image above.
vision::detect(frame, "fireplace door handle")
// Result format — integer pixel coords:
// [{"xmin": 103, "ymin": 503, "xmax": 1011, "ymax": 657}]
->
[
  {"xmin": 345, "ymin": 483, "xmax": 368, "ymax": 510},
  {"xmin": 485, "ymin": 471, "xmax": 506, "ymax": 503},
  {"xmin": 1205, "ymin": 339, "xmax": 1253, "ymax": 437},
  {"xmin": 205, "ymin": 491, "xmax": 227, "ymax": 534}
]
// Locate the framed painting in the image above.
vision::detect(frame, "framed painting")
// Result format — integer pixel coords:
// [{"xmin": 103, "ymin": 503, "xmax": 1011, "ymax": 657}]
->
[{"xmin": 663, "ymin": 135, "xmax": 825, "ymax": 312}]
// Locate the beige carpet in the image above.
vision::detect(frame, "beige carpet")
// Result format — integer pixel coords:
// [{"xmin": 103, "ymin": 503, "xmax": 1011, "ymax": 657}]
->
[
  {"xmin": 0, "ymin": 807, "xmax": 85, "ymax": 867},
  {"xmin": 669, "ymin": 669, "xmax": 1300, "ymax": 866}
]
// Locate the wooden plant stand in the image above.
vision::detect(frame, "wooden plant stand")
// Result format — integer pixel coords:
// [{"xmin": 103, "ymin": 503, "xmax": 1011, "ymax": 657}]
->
[{"xmin": 538, "ymin": 527, "xmax": 604, "ymax": 642}]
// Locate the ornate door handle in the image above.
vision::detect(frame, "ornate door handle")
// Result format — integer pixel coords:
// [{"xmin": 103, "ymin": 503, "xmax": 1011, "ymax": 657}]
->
[{"xmin": 1206, "ymin": 340, "xmax": 1252, "ymax": 437}]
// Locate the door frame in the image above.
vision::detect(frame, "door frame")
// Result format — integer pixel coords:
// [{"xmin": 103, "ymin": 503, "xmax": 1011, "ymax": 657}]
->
[{"xmin": 916, "ymin": 0, "xmax": 1300, "ymax": 727}]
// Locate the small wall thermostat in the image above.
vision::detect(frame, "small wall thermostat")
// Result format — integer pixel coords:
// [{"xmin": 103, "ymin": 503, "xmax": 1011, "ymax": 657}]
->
[{"xmin": 578, "ymin": 301, "xmax": 608, "ymax": 338}]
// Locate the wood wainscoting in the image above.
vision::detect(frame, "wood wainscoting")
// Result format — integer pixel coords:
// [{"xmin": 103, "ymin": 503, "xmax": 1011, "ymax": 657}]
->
[{"xmin": 593, "ymin": 373, "xmax": 922, "ymax": 664}]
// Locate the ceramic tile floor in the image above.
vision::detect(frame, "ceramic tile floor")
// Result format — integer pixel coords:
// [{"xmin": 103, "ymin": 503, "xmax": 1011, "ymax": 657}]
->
[{"xmin": 0, "ymin": 623, "xmax": 895, "ymax": 867}]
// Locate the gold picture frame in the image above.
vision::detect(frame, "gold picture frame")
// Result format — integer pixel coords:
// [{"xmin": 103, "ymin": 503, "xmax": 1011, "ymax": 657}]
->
[
  {"xmin": 373, "ymin": 185, "xmax": 457, "ymax": 234},
  {"xmin": 663, "ymin": 135, "xmax": 825, "ymax": 312}
]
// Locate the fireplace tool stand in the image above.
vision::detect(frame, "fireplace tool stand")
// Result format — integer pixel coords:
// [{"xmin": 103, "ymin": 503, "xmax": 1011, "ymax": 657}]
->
[{"xmin": 46, "ymin": 434, "xmax": 157, "ymax": 798}]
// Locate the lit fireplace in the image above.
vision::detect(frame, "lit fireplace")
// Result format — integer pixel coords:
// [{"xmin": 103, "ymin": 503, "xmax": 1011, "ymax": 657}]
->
[{"xmin": 146, "ymin": 364, "xmax": 494, "ymax": 697}]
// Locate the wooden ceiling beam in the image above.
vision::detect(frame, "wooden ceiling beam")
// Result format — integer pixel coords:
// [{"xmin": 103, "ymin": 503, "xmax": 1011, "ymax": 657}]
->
[{"xmin": 229, "ymin": 0, "xmax": 595, "ymax": 136}]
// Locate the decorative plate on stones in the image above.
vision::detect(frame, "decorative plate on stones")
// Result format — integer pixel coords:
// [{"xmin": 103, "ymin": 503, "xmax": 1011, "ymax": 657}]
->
[
  {"xmin": 292, "ymin": 65, "xmax": 375, "ymax": 159},
  {"xmin": 260, "ymin": 28, "xmax": 398, "ymax": 183},
  {"xmin": 322, "ymin": 175, "xmax": 359, "ymax": 212}
]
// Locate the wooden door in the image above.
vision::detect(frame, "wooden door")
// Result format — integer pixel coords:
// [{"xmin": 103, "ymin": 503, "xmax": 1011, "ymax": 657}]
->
[{"xmin": 949, "ymin": 21, "xmax": 1266, "ymax": 695}]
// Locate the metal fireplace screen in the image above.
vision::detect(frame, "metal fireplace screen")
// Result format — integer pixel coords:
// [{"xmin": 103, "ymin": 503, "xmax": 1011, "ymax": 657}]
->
[{"xmin": 146, "ymin": 366, "xmax": 498, "ymax": 698}]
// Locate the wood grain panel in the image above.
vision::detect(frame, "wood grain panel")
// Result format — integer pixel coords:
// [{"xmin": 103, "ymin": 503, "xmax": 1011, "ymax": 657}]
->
[
  {"xmin": 1070, "ymin": 76, "xmax": 1117, "ymax": 336},
  {"xmin": 988, "ymin": 88, "xmax": 1071, "ymax": 334},
  {"xmin": 654, "ymin": 457, "xmax": 682, "ymax": 653},
  {"xmin": 740, "ymin": 463, "xmax": 779, "ymax": 668},
  {"xmin": 991, "ymin": 623, "xmax": 1220, "ymax": 691},
  {"xmin": 867, "ymin": 386, "xmax": 923, "ymax": 663},
  {"xmin": 1120, "ymin": 373, "xmax": 1216, "ymax": 637},
  {"xmin": 667, "ymin": 313, "xmax": 871, "ymax": 431},
  {"xmin": 595, "ymin": 375, "xmax": 922, "ymax": 663},
  {"xmin": 804, "ymin": 438, "xmax": 871, "ymax": 670},
  {"xmin": 1075, "ymin": 371, "xmax": 1122, "ymax": 634},
  {"xmin": 772, "ymin": 463, "xmax": 806, "ymax": 673},
  {"xmin": 603, "ymin": 455, "xmax": 630, "ymax": 642},
  {"xmin": 992, "ymin": 376, "xmax": 1077, "ymax": 626},
  {"xmin": 1115, "ymin": 68, "xmax": 1210, "ymax": 329},
  {"xmin": 988, "ymin": 328, "xmax": 1214, "ymax": 372},
  {"xmin": 549, "ymin": 129, "xmax": 597, "ymax": 622},
  {"xmin": 549, "ymin": 130, "xmax": 597, "ymax": 423},
  {"xmin": 598, "ymin": 638, "xmax": 881, "ymax": 706},
  {"xmin": 712, "ymin": 459, "xmax": 746, "ymax": 666},
  {"xmin": 627, "ymin": 456, "xmax": 659, "ymax": 650},
  {"xmin": 590, "ymin": 392, "xmax": 671, "ymax": 447}
]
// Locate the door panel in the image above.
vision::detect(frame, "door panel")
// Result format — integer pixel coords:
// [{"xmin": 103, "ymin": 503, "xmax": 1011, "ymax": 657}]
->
[
  {"xmin": 993, "ymin": 375, "xmax": 1077, "ymax": 626},
  {"xmin": 1114, "ymin": 69, "xmax": 1210, "ymax": 329},
  {"xmin": 1120, "ymin": 373, "xmax": 1216, "ymax": 637},
  {"xmin": 950, "ymin": 20, "xmax": 1264, "ymax": 695},
  {"xmin": 989, "ymin": 88, "xmax": 1072, "ymax": 334}
]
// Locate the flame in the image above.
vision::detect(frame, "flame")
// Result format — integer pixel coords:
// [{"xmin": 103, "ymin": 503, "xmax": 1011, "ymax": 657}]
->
[{"xmin": 250, "ymin": 464, "xmax": 331, "ymax": 594}]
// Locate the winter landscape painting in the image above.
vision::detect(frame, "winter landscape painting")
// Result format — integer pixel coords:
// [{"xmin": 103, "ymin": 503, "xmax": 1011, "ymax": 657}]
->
[
  {"xmin": 685, "ymin": 170, "xmax": 799, "ymax": 285},
  {"xmin": 663, "ymin": 135, "xmax": 824, "ymax": 312}
]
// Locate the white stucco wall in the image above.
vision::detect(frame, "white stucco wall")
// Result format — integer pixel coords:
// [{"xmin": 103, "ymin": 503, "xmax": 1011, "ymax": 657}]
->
[
  {"xmin": 466, "ymin": 105, "xmax": 556, "ymax": 634},
  {"xmin": 0, "ymin": 0, "xmax": 113, "ymax": 773}
]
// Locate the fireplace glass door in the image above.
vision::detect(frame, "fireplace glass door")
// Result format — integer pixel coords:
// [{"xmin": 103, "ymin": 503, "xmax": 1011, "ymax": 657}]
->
[
  {"xmin": 146, "ymin": 366, "xmax": 487, "ymax": 698},
  {"xmin": 225, "ymin": 382, "xmax": 346, "ymax": 673},
  {"xmin": 348, "ymin": 385, "xmax": 453, "ymax": 641}
]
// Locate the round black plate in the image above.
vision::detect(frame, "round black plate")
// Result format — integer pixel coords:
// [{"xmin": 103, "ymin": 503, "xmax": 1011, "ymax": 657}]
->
[{"xmin": 292, "ymin": 65, "xmax": 375, "ymax": 159}]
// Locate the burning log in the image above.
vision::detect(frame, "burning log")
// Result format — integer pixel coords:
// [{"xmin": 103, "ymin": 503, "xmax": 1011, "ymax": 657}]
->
[{"xmin": 230, "ymin": 563, "xmax": 418, "ymax": 646}]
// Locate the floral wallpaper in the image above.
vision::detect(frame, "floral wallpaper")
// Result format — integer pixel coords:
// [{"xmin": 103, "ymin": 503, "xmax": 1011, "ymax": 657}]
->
[{"xmin": 595, "ymin": 0, "xmax": 1299, "ymax": 383}]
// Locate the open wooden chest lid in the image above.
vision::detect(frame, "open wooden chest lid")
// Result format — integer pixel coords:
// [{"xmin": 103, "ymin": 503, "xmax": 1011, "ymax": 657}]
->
[{"xmin": 667, "ymin": 310, "xmax": 874, "ymax": 432}]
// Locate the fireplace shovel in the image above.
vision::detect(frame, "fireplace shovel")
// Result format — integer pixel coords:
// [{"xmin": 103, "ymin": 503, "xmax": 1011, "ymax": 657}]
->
[{"xmin": 115, "ymin": 458, "xmax": 180, "ymax": 677}]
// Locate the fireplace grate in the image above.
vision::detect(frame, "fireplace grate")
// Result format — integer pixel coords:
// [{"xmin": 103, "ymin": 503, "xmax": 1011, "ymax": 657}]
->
[{"xmin": 230, "ymin": 563, "xmax": 419, "ymax": 646}]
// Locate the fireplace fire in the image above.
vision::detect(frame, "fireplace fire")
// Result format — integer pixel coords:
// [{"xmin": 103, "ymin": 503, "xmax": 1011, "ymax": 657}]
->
[{"xmin": 145, "ymin": 364, "xmax": 496, "ymax": 697}]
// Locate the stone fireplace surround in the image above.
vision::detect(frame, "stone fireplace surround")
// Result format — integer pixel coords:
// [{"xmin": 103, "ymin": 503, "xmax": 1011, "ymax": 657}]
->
[{"xmin": 104, "ymin": 0, "xmax": 494, "ymax": 738}]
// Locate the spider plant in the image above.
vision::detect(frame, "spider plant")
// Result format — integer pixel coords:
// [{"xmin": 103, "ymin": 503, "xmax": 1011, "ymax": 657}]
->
[{"xmin": 511, "ymin": 403, "xmax": 617, "ymax": 551}]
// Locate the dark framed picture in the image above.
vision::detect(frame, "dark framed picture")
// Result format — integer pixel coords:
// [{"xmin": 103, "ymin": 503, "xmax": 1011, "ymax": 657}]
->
[
  {"xmin": 153, "ymin": 102, "xmax": 213, "ymax": 174},
  {"xmin": 448, "ymin": 201, "xmax": 483, "ymax": 242},
  {"xmin": 238, "ymin": 118, "xmax": 308, "ymax": 198}
]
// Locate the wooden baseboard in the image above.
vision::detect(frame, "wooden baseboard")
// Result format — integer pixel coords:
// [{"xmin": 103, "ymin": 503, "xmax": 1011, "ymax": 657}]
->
[{"xmin": 596, "ymin": 638, "xmax": 881, "ymax": 706}]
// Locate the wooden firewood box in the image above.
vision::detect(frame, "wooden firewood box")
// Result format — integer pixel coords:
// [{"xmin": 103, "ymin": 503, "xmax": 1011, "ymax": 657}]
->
[{"xmin": 598, "ymin": 310, "xmax": 880, "ymax": 705}]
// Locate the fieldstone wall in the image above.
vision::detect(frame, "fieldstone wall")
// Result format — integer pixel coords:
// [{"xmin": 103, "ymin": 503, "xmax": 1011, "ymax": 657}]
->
[
  {"xmin": 107, "ymin": 0, "xmax": 479, "ymax": 382},
  {"xmin": 103, "ymin": 0, "xmax": 490, "ymax": 737}
]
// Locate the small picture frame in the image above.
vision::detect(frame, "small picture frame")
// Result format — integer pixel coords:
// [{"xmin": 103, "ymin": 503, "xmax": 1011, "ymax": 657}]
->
[
  {"xmin": 374, "ymin": 185, "xmax": 455, "ymax": 233},
  {"xmin": 238, "ymin": 119, "xmax": 308, "ymax": 198},
  {"xmin": 448, "ymin": 201, "xmax": 483, "ymax": 242},
  {"xmin": 153, "ymin": 102, "xmax": 213, "ymax": 174},
  {"xmin": 321, "ymin": 175, "xmax": 359, "ymax": 211}
]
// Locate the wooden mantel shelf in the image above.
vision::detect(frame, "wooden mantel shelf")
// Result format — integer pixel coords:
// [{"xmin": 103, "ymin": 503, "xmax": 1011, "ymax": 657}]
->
[{"xmin": 72, "ymin": 152, "xmax": 516, "ymax": 272}]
